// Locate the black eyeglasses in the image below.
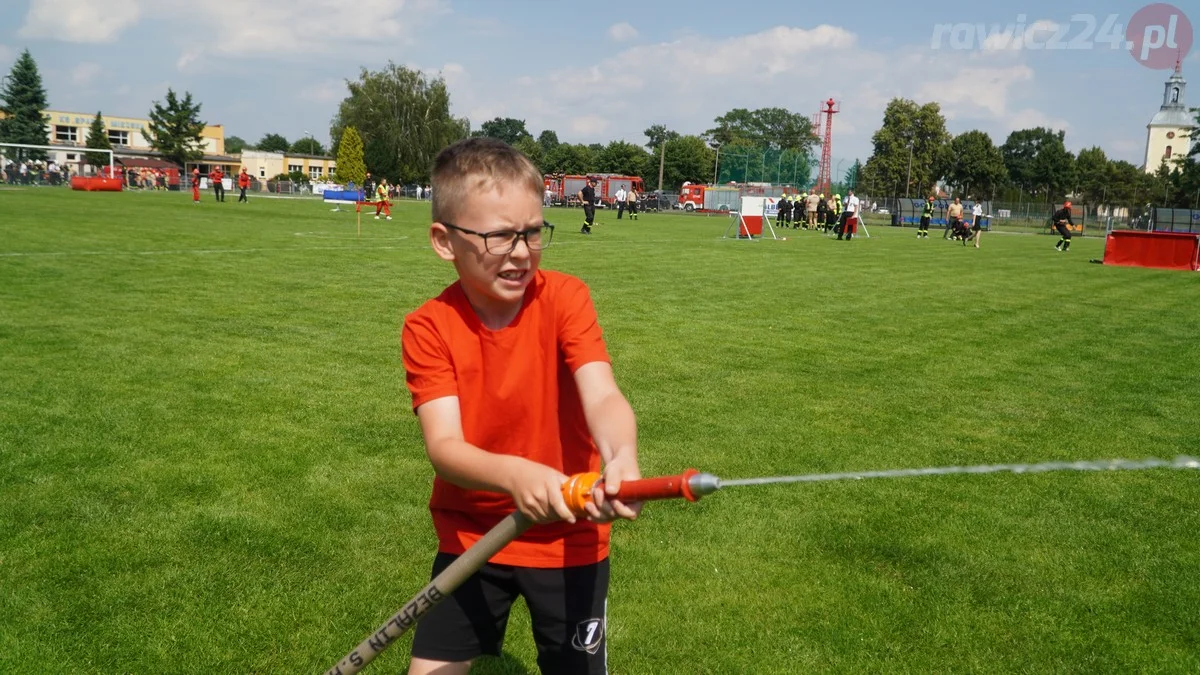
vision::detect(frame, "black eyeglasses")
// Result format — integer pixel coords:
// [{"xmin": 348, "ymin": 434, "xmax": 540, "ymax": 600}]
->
[{"xmin": 443, "ymin": 221, "xmax": 555, "ymax": 254}]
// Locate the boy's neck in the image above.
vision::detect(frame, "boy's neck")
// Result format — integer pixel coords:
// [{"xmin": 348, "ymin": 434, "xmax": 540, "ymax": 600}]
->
[{"xmin": 461, "ymin": 286, "xmax": 525, "ymax": 331}]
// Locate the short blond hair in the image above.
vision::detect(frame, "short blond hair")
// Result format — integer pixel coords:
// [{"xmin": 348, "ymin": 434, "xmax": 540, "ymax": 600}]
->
[{"xmin": 431, "ymin": 137, "xmax": 543, "ymax": 224}]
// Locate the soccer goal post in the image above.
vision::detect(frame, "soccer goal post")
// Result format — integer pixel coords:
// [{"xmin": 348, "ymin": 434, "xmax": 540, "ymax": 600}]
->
[{"xmin": 0, "ymin": 142, "xmax": 114, "ymax": 178}]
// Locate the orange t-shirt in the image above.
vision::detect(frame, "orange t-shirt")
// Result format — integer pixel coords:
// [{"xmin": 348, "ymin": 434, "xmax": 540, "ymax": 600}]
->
[{"xmin": 402, "ymin": 269, "xmax": 612, "ymax": 568}]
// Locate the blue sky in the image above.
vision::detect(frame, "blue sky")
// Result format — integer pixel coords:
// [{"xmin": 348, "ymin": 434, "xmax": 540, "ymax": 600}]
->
[{"xmin": 1, "ymin": 0, "xmax": 1196, "ymax": 165}]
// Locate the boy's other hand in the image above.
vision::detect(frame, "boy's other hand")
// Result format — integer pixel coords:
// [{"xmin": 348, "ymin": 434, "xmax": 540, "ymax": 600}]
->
[
  {"xmin": 586, "ymin": 455, "xmax": 643, "ymax": 523},
  {"xmin": 507, "ymin": 460, "xmax": 576, "ymax": 525}
]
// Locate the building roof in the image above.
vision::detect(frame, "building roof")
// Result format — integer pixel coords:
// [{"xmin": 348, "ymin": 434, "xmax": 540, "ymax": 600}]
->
[
  {"xmin": 116, "ymin": 157, "xmax": 179, "ymax": 170},
  {"xmin": 1149, "ymin": 109, "xmax": 1195, "ymax": 127}
]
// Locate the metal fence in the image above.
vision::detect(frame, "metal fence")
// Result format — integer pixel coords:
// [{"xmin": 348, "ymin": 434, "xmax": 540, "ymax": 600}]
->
[
  {"xmin": 1146, "ymin": 208, "xmax": 1200, "ymax": 233},
  {"xmin": 860, "ymin": 198, "xmax": 1146, "ymax": 237}
]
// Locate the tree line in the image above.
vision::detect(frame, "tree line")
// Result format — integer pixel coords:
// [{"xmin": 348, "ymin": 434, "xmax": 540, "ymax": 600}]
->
[
  {"xmin": 325, "ymin": 62, "xmax": 819, "ymax": 191},
  {"xmin": 5, "ymin": 47, "xmax": 1195, "ymax": 207},
  {"xmin": 860, "ymin": 97, "xmax": 1200, "ymax": 209}
]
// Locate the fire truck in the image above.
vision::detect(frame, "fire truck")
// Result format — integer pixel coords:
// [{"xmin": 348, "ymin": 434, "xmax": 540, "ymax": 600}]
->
[
  {"xmin": 676, "ymin": 183, "xmax": 741, "ymax": 212},
  {"xmin": 544, "ymin": 174, "xmax": 645, "ymax": 207},
  {"xmin": 677, "ymin": 182, "xmax": 800, "ymax": 212}
]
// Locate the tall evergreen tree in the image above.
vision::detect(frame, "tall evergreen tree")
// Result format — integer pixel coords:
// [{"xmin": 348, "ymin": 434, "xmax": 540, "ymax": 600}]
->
[
  {"xmin": 0, "ymin": 49, "xmax": 51, "ymax": 160},
  {"xmin": 334, "ymin": 126, "xmax": 366, "ymax": 186},
  {"xmin": 144, "ymin": 88, "xmax": 206, "ymax": 168},
  {"xmin": 84, "ymin": 111, "xmax": 112, "ymax": 170}
]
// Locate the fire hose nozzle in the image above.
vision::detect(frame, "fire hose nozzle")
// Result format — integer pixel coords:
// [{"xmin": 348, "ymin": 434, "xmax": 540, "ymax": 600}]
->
[{"xmin": 561, "ymin": 469, "xmax": 722, "ymax": 514}]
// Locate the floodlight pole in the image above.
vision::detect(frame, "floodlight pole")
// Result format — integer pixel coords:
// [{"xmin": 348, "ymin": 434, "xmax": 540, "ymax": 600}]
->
[
  {"xmin": 904, "ymin": 141, "xmax": 913, "ymax": 200},
  {"xmin": 657, "ymin": 141, "xmax": 665, "ymax": 194}
]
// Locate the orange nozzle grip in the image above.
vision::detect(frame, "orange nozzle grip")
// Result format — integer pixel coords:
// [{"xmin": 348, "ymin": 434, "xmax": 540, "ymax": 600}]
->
[
  {"xmin": 561, "ymin": 472, "xmax": 602, "ymax": 514},
  {"xmin": 561, "ymin": 469, "xmax": 702, "ymax": 515},
  {"xmin": 612, "ymin": 469, "xmax": 700, "ymax": 502}
]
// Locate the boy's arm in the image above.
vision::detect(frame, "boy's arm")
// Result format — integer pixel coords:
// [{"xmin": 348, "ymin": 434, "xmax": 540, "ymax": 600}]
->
[
  {"xmin": 573, "ymin": 361, "xmax": 642, "ymax": 522},
  {"xmin": 416, "ymin": 396, "xmax": 577, "ymax": 524}
]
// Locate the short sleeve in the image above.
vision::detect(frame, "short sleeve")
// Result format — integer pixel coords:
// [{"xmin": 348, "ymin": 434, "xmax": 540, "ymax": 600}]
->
[
  {"xmin": 554, "ymin": 275, "xmax": 610, "ymax": 373},
  {"xmin": 401, "ymin": 311, "xmax": 458, "ymax": 412}
]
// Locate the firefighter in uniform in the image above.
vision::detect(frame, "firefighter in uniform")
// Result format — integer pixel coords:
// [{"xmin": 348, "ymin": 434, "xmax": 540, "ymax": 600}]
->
[
  {"xmin": 579, "ymin": 178, "xmax": 597, "ymax": 234},
  {"xmin": 362, "ymin": 172, "xmax": 374, "ymax": 201},
  {"xmin": 827, "ymin": 194, "xmax": 842, "ymax": 233},
  {"xmin": 777, "ymin": 194, "xmax": 792, "ymax": 228},
  {"xmin": 1053, "ymin": 201, "xmax": 1075, "ymax": 251},
  {"xmin": 919, "ymin": 196, "xmax": 934, "ymax": 238}
]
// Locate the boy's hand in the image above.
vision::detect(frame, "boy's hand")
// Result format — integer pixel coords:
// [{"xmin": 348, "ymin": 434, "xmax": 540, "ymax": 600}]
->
[
  {"xmin": 506, "ymin": 460, "xmax": 576, "ymax": 525},
  {"xmin": 586, "ymin": 454, "xmax": 643, "ymax": 523}
]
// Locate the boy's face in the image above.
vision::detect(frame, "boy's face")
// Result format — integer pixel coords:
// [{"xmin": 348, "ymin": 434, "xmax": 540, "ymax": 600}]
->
[{"xmin": 431, "ymin": 182, "xmax": 544, "ymax": 312}]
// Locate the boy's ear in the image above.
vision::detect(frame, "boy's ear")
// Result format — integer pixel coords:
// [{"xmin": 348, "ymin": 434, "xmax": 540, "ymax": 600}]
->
[{"xmin": 430, "ymin": 223, "xmax": 456, "ymax": 261}]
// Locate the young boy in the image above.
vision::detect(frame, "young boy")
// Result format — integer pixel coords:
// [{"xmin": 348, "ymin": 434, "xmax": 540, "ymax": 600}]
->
[{"xmin": 401, "ymin": 137, "xmax": 643, "ymax": 675}]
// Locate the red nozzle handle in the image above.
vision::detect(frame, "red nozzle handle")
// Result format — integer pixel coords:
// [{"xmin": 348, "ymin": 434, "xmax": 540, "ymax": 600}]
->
[{"xmin": 611, "ymin": 468, "xmax": 701, "ymax": 502}]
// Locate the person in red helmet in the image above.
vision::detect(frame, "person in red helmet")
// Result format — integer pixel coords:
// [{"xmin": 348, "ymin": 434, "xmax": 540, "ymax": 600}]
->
[{"xmin": 1052, "ymin": 201, "xmax": 1076, "ymax": 251}]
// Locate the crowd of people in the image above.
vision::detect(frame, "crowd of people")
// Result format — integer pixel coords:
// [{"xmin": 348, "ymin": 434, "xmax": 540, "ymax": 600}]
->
[
  {"xmin": 3, "ymin": 159, "xmax": 71, "ymax": 185},
  {"xmin": 774, "ymin": 189, "xmax": 863, "ymax": 239},
  {"xmin": 125, "ymin": 168, "xmax": 172, "ymax": 190}
]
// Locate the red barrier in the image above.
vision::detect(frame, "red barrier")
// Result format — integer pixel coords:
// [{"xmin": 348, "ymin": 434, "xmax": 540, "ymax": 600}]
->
[
  {"xmin": 739, "ymin": 214, "xmax": 763, "ymax": 237},
  {"xmin": 1103, "ymin": 230, "xmax": 1200, "ymax": 272},
  {"xmin": 70, "ymin": 176, "xmax": 124, "ymax": 192}
]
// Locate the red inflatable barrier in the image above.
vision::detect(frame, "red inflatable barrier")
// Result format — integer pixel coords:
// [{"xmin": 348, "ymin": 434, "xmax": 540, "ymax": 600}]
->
[
  {"xmin": 1103, "ymin": 230, "xmax": 1200, "ymax": 272},
  {"xmin": 70, "ymin": 176, "xmax": 124, "ymax": 192}
]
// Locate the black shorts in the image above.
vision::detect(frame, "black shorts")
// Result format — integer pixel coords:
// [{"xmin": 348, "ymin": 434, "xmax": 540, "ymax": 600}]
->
[{"xmin": 411, "ymin": 552, "xmax": 610, "ymax": 673}]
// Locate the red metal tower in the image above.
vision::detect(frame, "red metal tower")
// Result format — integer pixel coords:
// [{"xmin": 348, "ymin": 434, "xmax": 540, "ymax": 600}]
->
[{"xmin": 814, "ymin": 98, "xmax": 838, "ymax": 196}]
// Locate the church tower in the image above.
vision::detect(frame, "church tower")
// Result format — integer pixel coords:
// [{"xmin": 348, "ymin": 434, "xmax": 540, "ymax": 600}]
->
[{"xmin": 1144, "ymin": 59, "xmax": 1192, "ymax": 173}]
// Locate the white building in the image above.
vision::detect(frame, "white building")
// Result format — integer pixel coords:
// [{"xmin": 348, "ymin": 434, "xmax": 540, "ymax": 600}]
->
[{"xmin": 1143, "ymin": 61, "xmax": 1193, "ymax": 173}]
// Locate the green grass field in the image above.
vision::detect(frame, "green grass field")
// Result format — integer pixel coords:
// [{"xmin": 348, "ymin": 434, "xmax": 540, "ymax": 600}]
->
[{"xmin": 2, "ymin": 188, "xmax": 1198, "ymax": 674}]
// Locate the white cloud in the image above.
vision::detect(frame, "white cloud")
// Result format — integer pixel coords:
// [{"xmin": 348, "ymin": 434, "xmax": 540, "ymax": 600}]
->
[
  {"xmin": 1109, "ymin": 139, "xmax": 1140, "ymax": 155},
  {"xmin": 1005, "ymin": 108, "xmax": 1071, "ymax": 132},
  {"xmin": 70, "ymin": 62, "xmax": 102, "ymax": 85},
  {"xmin": 977, "ymin": 19, "xmax": 1059, "ymax": 52},
  {"xmin": 172, "ymin": 0, "xmax": 444, "ymax": 61},
  {"xmin": 298, "ymin": 80, "xmax": 345, "ymax": 104},
  {"xmin": 608, "ymin": 22, "xmax": 638, "ymax": 42},
  {"xmin": 442, "ymin": 22, "xmax": 1072, "ymax": 163},
  {"xmin": 19, "ymin": 0, "xmax": 141, "ymax": 43},
  {"xmin": 20, "ymin": 0, "xmax": 445, "ymax": 64},
  {"xmin": 571, "ymin": 115, "xmax": 610, "ymax": 135},
  {"xmin": 0, "ymin": 44, "xmax": 12, "ymax": 64},
  {"xmin": 917, "ymin": 65, "xmax": 1032, "ymax": 119},
  {"xmin": 439, "ymin": 62, "xmax": 467, "ymax": 86}
]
